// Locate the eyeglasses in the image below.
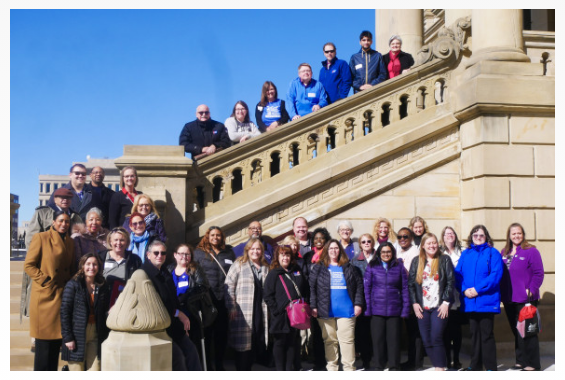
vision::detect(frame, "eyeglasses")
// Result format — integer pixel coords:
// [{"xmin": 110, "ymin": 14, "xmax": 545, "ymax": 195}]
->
[
  {"xmin": 175, "ymin": 253, "xmax": 191, "ymax": 257},
  {"xmin": 138, "ymin": 204, "xmax": 151, "ymax": 208},
  {"xmin": 381, "ymin": 250, "xmax": 393, "ymax": 255},
  {"xmin": 249, "ymin": 227, "xmax": 261, "ymax": 231},
  {"xmin": 324, "ymin": 50, "xmax": 335, "ymax": 54},
  {"xmin": 153, "ymin": 251, "xmax": 166, "ymax": 256},
  {"xmin": 73, "ymin": 171, "xmax": 87, "ymax": 176},
  {"xmin": 444, "ymin": 233, "xmax": 455, "ymax": 237},
  {"xmin": 361, "ymin": 240, "xmax": 372, "ymax": 244},
  {"xmin": 235, "ymin": 108, "xmax": 246, "ymax": 111},
  {"xmin": 198, "ymin": 111, "xmax": 210, "ymax": 115},
  {"xmin": 131, "ymin": 221, "xmax": 145, "ymax": 227},
  {"xmin": 339, "ymin": 229, "xmax": 351, "ymax": 233},
  {"xmin": 472, "ymin": 234, "xmax": 486, "ymax": 238},
  {"xmin": 398, "ymin": 235, "xmax": 410, "ymax": 240}
]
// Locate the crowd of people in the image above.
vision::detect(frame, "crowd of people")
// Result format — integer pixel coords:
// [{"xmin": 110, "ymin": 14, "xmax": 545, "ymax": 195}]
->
[
  {"xmin": 22, "ymin": 163, "xmax": 545, "ymax": 371},
  {"xmin": 179, "ymin": 31, "xmax": 415, "ymax": 161}
]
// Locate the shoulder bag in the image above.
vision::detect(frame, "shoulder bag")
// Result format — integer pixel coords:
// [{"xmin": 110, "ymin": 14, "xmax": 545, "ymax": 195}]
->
[{"xmin": 279, "ymin": 274, "xmax": 311, "ymax": 330}]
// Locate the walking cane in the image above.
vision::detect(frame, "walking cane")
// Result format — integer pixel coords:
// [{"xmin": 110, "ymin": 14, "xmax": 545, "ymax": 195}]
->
[{"xmin": 199, "ymin": 310, "xmax": 207, "ymax": 371}]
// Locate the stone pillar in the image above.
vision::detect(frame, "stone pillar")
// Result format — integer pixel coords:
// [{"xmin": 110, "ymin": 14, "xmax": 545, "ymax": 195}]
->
[
  {"xmin": 114, "ymin": 145, "xmax": 192, "ymax": 252},
  {"xmin": 102, "ymin": 269, "xmax": 173, "ymax": 370},
  {"xmin": 444, "ymin": 9, "xmax": 471, "ymax": 27},
  {"xmin": 376, "ymin": 9, "xmax": 423, "ymax": 57},
  {"xmin": 467, "ymin": 9, "xmax": 530, "ymax": 66}
]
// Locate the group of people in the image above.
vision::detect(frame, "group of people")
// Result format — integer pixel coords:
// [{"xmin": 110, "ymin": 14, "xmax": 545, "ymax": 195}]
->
[
  {"xmin": 23, "ymin": 167, "xmax": 545, "ymax": 372},
  {"xmin": 179, "ymin": 31, "xmax": 415, "ymax": 160}
]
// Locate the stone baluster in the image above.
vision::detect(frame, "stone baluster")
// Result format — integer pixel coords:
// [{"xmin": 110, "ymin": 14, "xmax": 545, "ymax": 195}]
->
[
  {"xmin": 316, "ymin": 130, "xmax": 328, "ymax": 157},
  {"xmin": 351, "ymin": 116, "xmax": 363, "ymax": 140},
  {"xmin": 334, "ymin": 125, "xmax": 344, "ymax": 148},
  {"xmin": 425, "ymin": 83, "xmax": 436, "ymax": 108},
  {"xmin": 389, "ymin": 100, "xmax": 400, "ymax": 124},
  {"xmin": 280, "ymin": 148, "xmax": 290, "ymax": 173},
  {"xmin": 222, "ymin": 172, "xmax": 233, "ymax": 198},
  {"xmin": 298, "ymin": 141, "xmax": 308, "ymax": 164},
  {"xmin": 102, "ymin": 270, "xmax": 172, "ymax": 371},
  {"xmin": 407, "ymin": 93, "xmax": 418, "ymax": 116}
]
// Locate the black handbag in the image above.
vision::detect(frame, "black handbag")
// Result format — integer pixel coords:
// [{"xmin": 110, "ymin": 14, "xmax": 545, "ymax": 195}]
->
[{"xmin": 199, "ymin": 291, "xmax": 218, "ymax": 328}]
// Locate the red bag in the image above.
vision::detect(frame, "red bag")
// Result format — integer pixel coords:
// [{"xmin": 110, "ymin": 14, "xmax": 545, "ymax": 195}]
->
[
  {"xmin": 517, "ymin": 303, "xmax": 541, "ymax": 338},
  {"xmin": 279, "ymin": 275, "xmax": 311, "ymax": 330}
]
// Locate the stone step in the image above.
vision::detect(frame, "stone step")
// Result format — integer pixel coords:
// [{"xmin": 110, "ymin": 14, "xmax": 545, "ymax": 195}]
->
[
  {"xmin": 10, "ymin": 348, "xmax": 64, "ymax": 371},
  {"xmin": 11, "ymin": 314, "xmax": 30, "ymax": 331},
  {"xmin": 10, "ymin": 260, "xmax": 25, "ymax": 272},
  {"xmin": 11, "ymin": 285, "xmax": 22, "ymax": 299},
  {"xmin": 11, "ymin": 272, "xmax": 24, "ymax": 285},
  {"xmin": 11, "ymin": 299, "xmax": 21, "ymax": 314},
  {"xmin": 10, "ymin": 331, "xmax": 32, "ymax": 350}
]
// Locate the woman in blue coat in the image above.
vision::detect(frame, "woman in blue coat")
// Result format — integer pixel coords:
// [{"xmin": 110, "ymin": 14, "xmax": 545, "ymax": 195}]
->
[{"xmin": 455, "ymin": 224, "xmax": 503, "ymax": 371}]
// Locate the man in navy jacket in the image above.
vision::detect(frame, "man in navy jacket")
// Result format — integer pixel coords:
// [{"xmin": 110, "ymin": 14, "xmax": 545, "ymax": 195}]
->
[
  {"xmin": 349, "ymin": 30, "xmax": 387, "ymax": 93},
  {"xmin": 179, "ymin": 104, "xmax": 231, "ymax": 160},
  {"xmin": 319, "ymin": 42, "xmax": 352, "ymax": 104}
]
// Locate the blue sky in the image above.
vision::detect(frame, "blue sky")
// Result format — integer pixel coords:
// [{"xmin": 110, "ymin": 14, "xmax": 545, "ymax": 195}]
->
[{"xmin": 10, "ymin": 9, "xmax": 376, "ymax": 222}]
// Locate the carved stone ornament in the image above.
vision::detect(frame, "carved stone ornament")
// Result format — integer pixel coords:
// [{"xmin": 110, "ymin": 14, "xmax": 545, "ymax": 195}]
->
[
  {"xmin": 415, "ymin": 16, "xmax": 471, "ymax": 66},
  {"xmin": 106, "ymin": 269, "xmax": 171, "ymax": 332}
]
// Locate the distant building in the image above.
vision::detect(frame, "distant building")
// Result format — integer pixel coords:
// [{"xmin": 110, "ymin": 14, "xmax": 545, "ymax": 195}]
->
[
  {"xmin": 10, "ymin": 194, "xmax": 19, "ymax": 242},
  {"xmin": 38, "ymin": 157, "xmax": 120, "ymax": 207}
]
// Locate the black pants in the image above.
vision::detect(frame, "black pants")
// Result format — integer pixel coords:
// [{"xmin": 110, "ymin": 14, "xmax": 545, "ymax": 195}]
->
[
  {"xmin": 172, "ymin": 334, "xmax": 202, "ymax": 371},
  {"xmin": 204, "ymin": 295, "xmax": 228, "ymax": 370},
  {"xmin": 34, "ymin": 338, "xmax": 61, "ymax": 371},
  {"xmin": 355, "ymin": 314, "xmax": 373, "ymax": 368},
  {"xmin": 503, "ymin": 302, "xmax": 541, "ymax": 369},
  {"xmin": 310, "ymin": 316, "xmax": 327, "ymax": 369},
  {"xmin": 405, "ymin": 313, "xmax": 424, "ymax": 369},
  {"xmin": 235, "ymin": 348, "xmax": 255, "ymax": 371},
  {"xmin": 468, "ymin": 312, "xmax": 497, "ymax": 371},
  {"xmin": 273, "ymin": 330, "xmax": 298, "ymax": 371},
  {"xmin": 371, "ymin": 315, "xmax": 401, "ymax": 370},
  {"xmin": 443, "ymin": 308, "xmax": 463, "ymax": 366}
]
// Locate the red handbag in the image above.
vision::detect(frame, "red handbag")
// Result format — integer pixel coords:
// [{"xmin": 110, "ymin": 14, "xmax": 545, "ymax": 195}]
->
[{"xmin": 279, "ymin": 274, "xmax": 311, "ymax": 330}]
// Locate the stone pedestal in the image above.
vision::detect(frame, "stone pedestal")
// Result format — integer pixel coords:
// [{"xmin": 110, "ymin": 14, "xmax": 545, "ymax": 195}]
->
[{"xmin": 101, "ymin": 331, "xmax": 172, "ymax": 371}]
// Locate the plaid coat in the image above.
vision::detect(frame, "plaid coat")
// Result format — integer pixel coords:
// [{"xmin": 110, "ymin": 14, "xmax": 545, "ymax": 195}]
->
[{"xmin": 224, "ymin": 259, "xmax": 269, "ymax": 352}]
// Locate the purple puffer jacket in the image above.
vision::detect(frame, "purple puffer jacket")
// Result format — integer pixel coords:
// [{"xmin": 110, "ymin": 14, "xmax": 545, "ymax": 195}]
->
[{"xmin": 364, "ymin": 258, "xmax": 410, "ymax": 318}]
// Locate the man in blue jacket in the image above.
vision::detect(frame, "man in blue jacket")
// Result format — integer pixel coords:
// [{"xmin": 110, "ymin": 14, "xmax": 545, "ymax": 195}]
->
[
  {"xmin": 286, "ymin": 63, "xmax": 329, "ymax": 120},
  {"xmin": 349, "ymin": 30, "xmax": 387, "ymax": 93},
  {"xmin": 319, "ymin": 42, "xmax": 352, "ymax": 104}
]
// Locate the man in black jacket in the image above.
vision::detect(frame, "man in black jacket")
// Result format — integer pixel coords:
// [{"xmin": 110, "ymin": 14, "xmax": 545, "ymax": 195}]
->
[
  {"xmin": 179, "ymin": 104, "xmax": 231, "ymax": 160},
  {"xmin": 141, "ymin": 240, "xmax": 202, "ymax": 371},
  {"xmin": 88, "ymin": 166, "xmax": 114, "ymax": 228}
]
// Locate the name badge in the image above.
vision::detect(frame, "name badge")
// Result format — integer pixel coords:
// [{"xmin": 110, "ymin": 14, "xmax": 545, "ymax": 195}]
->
[
  {"xmin": 355, "ymin": 64, "xmax": 363, "ymax": 70},
  {"xmin": 293, "ymin": 271, "xmax": 301, "ymax": 276},
  {"xmin": 308, "ymin": 92, "xmax": 316, "ymax": 98},
  {"xmin": 178, "ymin": 281, "xmax": 189, "ymax": 288},
  {"xmin": 104, "ymin": 262, "xmax": 116, "ymax": 270},
  {"xmin": 225, "ymin": 259, "xmax": 233, "ymax": 264},
  {"xmin": 257, "ymin": 106, "xmax": 263, "ymax": 111}
]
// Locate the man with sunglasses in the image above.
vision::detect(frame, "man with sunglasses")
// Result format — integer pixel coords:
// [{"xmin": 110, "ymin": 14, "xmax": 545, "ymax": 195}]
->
[
  {"xmin": 47, "ymin": 163, "xmax": 102, "ymax": 221},
  {"xmin": 179, "ymin": 104, "xmax": 232, "ymax": 160},
  {"xmin": 141, "ymin": 240, "xmax": 202, "ymax": 370},
  {"xmin": 319, "ymin": 42, "xmax": 352, "ymax": 104}
]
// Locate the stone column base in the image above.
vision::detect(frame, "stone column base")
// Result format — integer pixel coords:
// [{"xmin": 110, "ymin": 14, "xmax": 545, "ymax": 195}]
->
[{"xmin": 101, "ymin": 330, "xmax": 172, "ymax": 371}]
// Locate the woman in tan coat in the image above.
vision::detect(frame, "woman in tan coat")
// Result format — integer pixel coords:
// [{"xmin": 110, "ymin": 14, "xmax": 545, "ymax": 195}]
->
[{"xmin": 24, "ymin": 211, "xmax": 75, "ymax": 371}]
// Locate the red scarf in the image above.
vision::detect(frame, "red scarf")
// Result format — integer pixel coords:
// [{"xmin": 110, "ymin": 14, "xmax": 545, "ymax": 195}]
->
[
  {"xmin": 388, "ymin": 51, "xmax": 402, "ymax": 78},
  {"xmin": 311, "ymin": 247, "xmax": 323, "ymax": 263},
  {"xmin": 122, "ymin": 187, "xmax": 137, "ymax": 203}
]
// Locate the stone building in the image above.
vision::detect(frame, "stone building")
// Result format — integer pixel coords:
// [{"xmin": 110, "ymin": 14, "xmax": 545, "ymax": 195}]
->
[
  {"xmin": 115, "ymin": 9, "xmax": 555, "ymax": 355},
  {"xmin": 37, "ymin": 157, "xmax": 120, "ymax": 207}
]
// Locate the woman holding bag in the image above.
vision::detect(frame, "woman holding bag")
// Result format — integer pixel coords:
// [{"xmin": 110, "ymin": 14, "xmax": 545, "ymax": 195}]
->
[{"xmin": 263, "ymin": 246, "xmax": 309, "ymax": 370}]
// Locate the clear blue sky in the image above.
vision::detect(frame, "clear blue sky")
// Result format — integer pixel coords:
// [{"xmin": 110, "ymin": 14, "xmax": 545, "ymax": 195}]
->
[{"xmin": 10, "ymin": 9, "xmax": 376, "ymax": 222}]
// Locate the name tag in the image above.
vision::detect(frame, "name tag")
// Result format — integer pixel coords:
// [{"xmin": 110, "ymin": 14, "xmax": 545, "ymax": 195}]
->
[
  {"xmin": 225, "ymin": 259, "xmax": 233, "ymax": 264},
  {"xmin": 308, "ymin": 92, "xmax": 316, "ymax": 98},
  {"xmin": 257, "ymin": 106, "xmax": 263, "ymax": 111},
  {"xmin": 355, "ymin": 64, "xmax": 363, "ymax": 70},
  {"xmin": 104, "ymin": 262, "xmax": 116, "ymax": 270},
  {"xmin": 293, "ymin": 271, "xmax": 301, "ymax": 276},
  {"xmin": 519, "ymin": 257, "xmax": 525, "ymax": 260},
  {"xmin": 178, "ymin": 281, "xmax": 189, "ymax": 288},
  {"xmin": 332, "ymin": 69, "xmax": 336, "ymax": 73}
]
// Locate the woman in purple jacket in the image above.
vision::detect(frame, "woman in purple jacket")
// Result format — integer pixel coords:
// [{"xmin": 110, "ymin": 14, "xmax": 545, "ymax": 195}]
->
[
  {"xmin": 364, "ymin": 242, "xmax": 409, "ymax": 371},
  {"xmin": 500, "ymin": 223, "xmax": 544, "ymax": 371}
]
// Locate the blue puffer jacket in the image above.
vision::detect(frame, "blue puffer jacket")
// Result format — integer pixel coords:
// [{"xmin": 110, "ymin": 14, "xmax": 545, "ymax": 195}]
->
[
  {"xmin": 455, "ymin": 243, "xmax": 503, "ymax": 313},
  {"xmin": 364, "ymin": 258, "xmax": 409, "ymax": 318},
  {"xmin": 349, "ymin": 48, "xmax": 387, "ymax": 93}
]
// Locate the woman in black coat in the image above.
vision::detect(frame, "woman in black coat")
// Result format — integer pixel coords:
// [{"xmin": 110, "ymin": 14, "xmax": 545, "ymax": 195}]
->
[
  {"xmin": 60, "ymin": 252, "xmax": 110, "ymax": 371},
  {"xmin": 263, "ymin": 246, "xmax": 308, "ymax": 371},
  {"xmin": 382, "ymin": 35, "xmax": 415, "ymax": 79}
]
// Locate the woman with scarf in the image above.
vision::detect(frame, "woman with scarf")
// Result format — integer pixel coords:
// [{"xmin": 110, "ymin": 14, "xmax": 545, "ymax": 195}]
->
[
  {"xmin": 128, "ymin": 212, "xmax": 158, "ymax": 263},
  {"xmin": 122, "ymin": 194, "xmax": 166, "ymax": 242},
  {"xmin": 71, "ymin": 207, "xmax": 108, "ymax": 266},
  {"xmin": 382, "ymin": 35, "xmax": 414, "ymax": 79},
  {"xmin": 108, "ymin": 166, "xmax": 142, "ymax": 228}
]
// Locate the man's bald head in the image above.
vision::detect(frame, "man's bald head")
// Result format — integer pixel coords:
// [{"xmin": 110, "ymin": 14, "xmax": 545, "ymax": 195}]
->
[{"xmin": 196, "ymin": 104, "xmax": 211, "ymax": 122}]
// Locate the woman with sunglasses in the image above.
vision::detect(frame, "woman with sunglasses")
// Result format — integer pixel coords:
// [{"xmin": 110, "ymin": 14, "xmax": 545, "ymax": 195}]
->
[
  {"xmin": 455, "ymin": 225, "xmax": 503, "ymax": 371},
  {"xmin": 194, "ymin": 226, "xmax": 235, "ymax": 371},
  {"xmin": 122, "ymin": 194, "xmax": 166, "ymax": 243},
  {"xmin": 108, "ymin": 166, "xmax": 142, "ymax": 229},
  {"xmin": 127, "ymin": 212, "xmax": 158, "ymax": 263},
  {"xmin": 396, "ymin": 228, "xmax": 419, "ymax": 272}
]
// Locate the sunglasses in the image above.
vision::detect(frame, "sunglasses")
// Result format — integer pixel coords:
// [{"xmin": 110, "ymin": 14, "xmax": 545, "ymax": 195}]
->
[
  {"xmin": 198, "ymin": 111, "xmax": 210, "ymax": 115},
  {"xmin": 324, "ymin": 50, "xmax": 335, "ymax": 53},
  {"xmin": 361, "ymin": 240, "xmax": 372, "ymax": 244},
  {"xmin": 72, "ymin": 171, "xmax": 87, "ymax": 176},
  {"xmin": 209, "ymin": 226, "xmax": 221, "ymax": 231},
  {"xmin": 153, "ymin": 251, "xmax": 166, "ymax": 256},
  {"xmin": 398, "ymin": 235, "xmax": 410, "ymax": 240},
  {"xmin": 131, "ymin": 221, "xmax": 145, "ymax": 227}
]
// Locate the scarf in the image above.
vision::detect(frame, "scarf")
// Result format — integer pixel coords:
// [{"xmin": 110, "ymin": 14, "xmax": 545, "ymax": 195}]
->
[
  {"xmin": 388, "ymin": 51, "xmax": 402, "ymax": 78},
  {"xmin": 311, "ymin": 247, "xmax": 324, "ymax": 263},
  {"xmin": 144, "ymin": 212, "xmax": 158, "ymax": 227},
  {"xmin": 129, "ymin": 231, "xmax": 150, "ymax": 263}
]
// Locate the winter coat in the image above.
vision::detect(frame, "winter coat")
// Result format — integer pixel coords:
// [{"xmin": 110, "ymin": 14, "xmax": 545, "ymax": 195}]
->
[
  {"xmin": 123, "ymin": 215, "xmax": 167, "ymax": 243},
  {"xmin": 455, "ymin": 243, "xmax": 503, "ymax": 313},
  {"xmin": 319, "ymin": 56, "xmax": 352, "ymax": 103},
  {"xmin": 309, "ymin": 262, "xmax": 365, "ymax": 318},
  {"xmin": 60, "ymin": 278, "xmax": 110, "ymax": 362},
  {"xmin": 263, "ymin": 264, "xmax": 308, "ymax": 334},
  {"xmin": 286, "ymin": 77, "xmax": 329, "ymax": 118},
  {"xmin": 408, "ymin": 254, "xmax": 454, "ymax": 308},
  {"xmin": 349, "ymin": 48, "xmax": 387, "ymax": 93},
  {"xmin": 47, "ymin": 182, "xmax": 103, "ymax": 222},
  {"xmin": 178, "ymin": 118, "xmax": 232, "ymax": 159},
  {"xmin": 24, "ymin": 228, "xmax": 75, "ymax": 339},
  {"xmin": 71, "ymin": 225, "xmax": 108, "ymax": 265},
  {"xmin": 224, "ymin": 259, "xmax": 269, "ymax": 351},
  {"xmin": 500, "ymin": 246, "xmax": 544, "ymax": 303},
  {"xmin": 193, "ymin": 246, "xmax": 235, "ymax": 300},
  {"xmin": 364, "ymin": 258, "xmax": 410, "ymax": 318},
  {"xmin": 382, "ymin": 51, "xmax": 415, "ymax": 79},
  {"xmin": 108, "ymin": 189, "xmax": 143, "ymax": 229}
]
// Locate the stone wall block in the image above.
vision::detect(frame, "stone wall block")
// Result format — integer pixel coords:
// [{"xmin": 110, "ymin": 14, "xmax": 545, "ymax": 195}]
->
[
  {"xmin": 461, "ymin": 145, "xmax": 534, "ymax": 179},
  {"xmin": 535, "ymin": 145, "xmax": 555, "ymax": 177},
  {"xmin": 461, "ymin": 210, "xmax": 535, "ymax": 241},
  {"xmin": 335, "ymin": 195, "xmax": 415, "ymax": 220},
  {"xmin": 535, "ymin": 210, "xmax": 555, "ymax": 240},
  {"xmin": 462, "ymin": 177, "xmax": 510, "ymax": 210},
  {"xmin": 460, "ymin": 116, "xmax": 509, "ymax": 149},
  {"xmin": 510, "ymin": 116, "xmax": 555, "ymax": 144},
  {"xmin": 393, "ymin": 173, "xmax": 460, "ymax": 197},
  {"xmin": 416, "ymin": 197, "xmax": 460, "ymax": 220},
  {"xmin": 511, "ymin": 178, "xmax": 555, "ymax": 208},
  {"xmin": 539, "ymin": 274, "xmax": 555, "ymax": 304},
  {"xmin": 534, "ymin": 241, "xmax": 554, "ymax": 273}
]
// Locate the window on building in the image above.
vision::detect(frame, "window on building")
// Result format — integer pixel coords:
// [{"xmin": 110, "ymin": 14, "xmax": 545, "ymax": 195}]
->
[
  {"xmin": 54, "ymin": 183, "xmax": 59, "ymax": 190},
  {"xmin": 46, "ymin": 183, "xmax": 51, "ymax": 193},
  {"xmin": 40, "ymin": 183, "xmax": 43, "ymax": 193}
]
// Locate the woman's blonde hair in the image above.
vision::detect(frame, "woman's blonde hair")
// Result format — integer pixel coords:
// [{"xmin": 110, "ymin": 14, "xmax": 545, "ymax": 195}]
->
[
  {"xmin": 130, "ymin": 194, "xmax": 160, "ymax": 218},
  {"xmin": 409, "ymin": 216, "xmax": 429, "ymax": 236},
  {"xmin": 239, "ymin": 238, "xmax": 269, "ymax": 266},
  {"xmin": 106, "ymin": 227, "xmax": 131, "ymax": 248},
  {"xmin": 416, "ymin": 233, "xmax": 440, "ymax": 285},
  {"xmin": 373, "ymin": 217, "xmax": 397, "ymax": 243}
]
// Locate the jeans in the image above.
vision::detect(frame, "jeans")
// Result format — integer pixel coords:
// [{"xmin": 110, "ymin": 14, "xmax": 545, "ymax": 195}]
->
[{"xmin": 417, "ymin": 308, "xmax": 448, "ymax": 368}]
